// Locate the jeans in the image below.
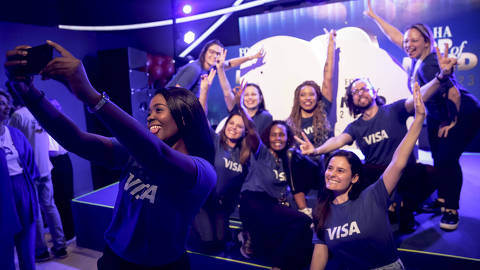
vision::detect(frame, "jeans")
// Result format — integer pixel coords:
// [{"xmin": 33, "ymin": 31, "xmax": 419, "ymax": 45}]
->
[
  {"xmin": 1, "ymin": 173, "xmax": 37, "ymax": 270},
  {"xmin": 35, "ymin": 174, "xmax": 66, "ymax": 254}
]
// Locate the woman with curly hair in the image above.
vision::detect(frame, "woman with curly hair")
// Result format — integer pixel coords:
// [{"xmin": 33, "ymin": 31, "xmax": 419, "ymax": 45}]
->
[{"xmin": 286, "ymin": 30, "xmax": 336, "ymax": 215}]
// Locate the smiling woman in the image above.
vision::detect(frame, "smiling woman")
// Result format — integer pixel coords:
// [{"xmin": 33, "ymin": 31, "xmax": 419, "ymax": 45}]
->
[
  {"xmin": 310, "ymin": 84, "xmax": 426, "ymax": 270},
  {"xmin": 5, "ymin": 41, "xmax": 216, "ymax": 270},
  {"xmin": 166, "ymin": 39, "xmax": 264, "ymax": 97},
  {"xmin": 365, "ymin": 0, "xmax": 480, "ymax": 231},
  {"xmin": 238, "ymin": 120, "xmax": 316, "ymax": 269},
  {"xmin": 192, "ymin": 70, "xmax": 259, "ymax": 254},
  {"xmin": 0, "ymin": 89, "xmax": 40, "ymax": 270}
]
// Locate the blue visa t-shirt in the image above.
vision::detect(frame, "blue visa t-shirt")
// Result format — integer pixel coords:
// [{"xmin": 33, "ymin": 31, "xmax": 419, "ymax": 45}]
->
[
  {"xmin": 313, "ymin": 178, "xmax": 398, "ymax": 269},
  {"xmin": 241, "ymin": 143, "xmax": 288, "ymax": 201},
  {"xmin": 212, "ymin": 132, "xmax": 247, "ymax": 209},
  {"xmin": 104, "ymin": 139, "xmax": 216, "ymax": 266}
]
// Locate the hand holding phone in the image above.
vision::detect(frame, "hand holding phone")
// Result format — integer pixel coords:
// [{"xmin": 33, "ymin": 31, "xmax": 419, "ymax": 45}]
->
[{"xmin": 20, "ymin": 44, "xmax": 53, "ymax": 75}]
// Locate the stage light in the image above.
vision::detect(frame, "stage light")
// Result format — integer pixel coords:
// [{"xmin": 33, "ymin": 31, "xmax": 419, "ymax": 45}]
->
[
  {"xmin": 182, "ymin": 4, "xmax": 192, "ymax": 15},
  {"xmin": 59, "ymin": 0, "xmax": 278, "ymax": 31},
  {"xmin": 184, "ymin": 31, "xmax": 195, "ymax": 44}
]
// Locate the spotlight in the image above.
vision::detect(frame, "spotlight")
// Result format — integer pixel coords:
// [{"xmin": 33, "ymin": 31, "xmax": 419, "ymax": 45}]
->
[
  {"xmin": 184, "ymin": 31, "xmax": 195, "ymax": 44},
  {"xmin": 182, "ymin": 4, "xmax": 192, "ymax": 15}
]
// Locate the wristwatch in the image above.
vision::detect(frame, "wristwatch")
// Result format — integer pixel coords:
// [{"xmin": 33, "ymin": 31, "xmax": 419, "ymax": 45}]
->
[{"xmin": 87, "ymin": 92, "xmax": 110, "ymax": 113}]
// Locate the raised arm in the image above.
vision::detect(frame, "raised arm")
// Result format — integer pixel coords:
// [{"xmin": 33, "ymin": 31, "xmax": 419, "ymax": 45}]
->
[
  {"xmin": 7, "ymin": 41, "xmax": 198, "ymax": 180},
  {"xmin": 225, "ymin": 47, "xmax": 265, "ymax": 70},
  {"xmin": 216, "ymin": 49, "xmax": 235, "ymax": 111},
  {"xmin": 364, "ymin": 0, "xmax": 404, "ymax": 49},
  {"xmin": 404, "ymin": 44, "xmax": 457, "ymax": 113},
  {"xmin": 383, "ymin": 83, "xmax": 425, "ymax": 194},
  {"xmin": 5, "ymin": 45, "xmax": 120, "ymax": 167},
  {"xmin": 198, "ymin": 68, "xmax": 217, "ymax": 114},
  {"xmin": 295, "ymin": 132, "xmax": 353, "ymax": 156},
  {"xmin": 321, "ymin": 30, "xmax": 336, "ymax": 103},
  {"xmin": 310, "ymin": 244, "xmax": 328, "ymax": 270}
]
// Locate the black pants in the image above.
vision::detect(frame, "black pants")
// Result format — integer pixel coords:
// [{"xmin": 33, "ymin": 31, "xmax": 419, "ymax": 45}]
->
[
  {"xmin": 427, "ymin": 93, "xmax": 480, "ymax": 210},
  {"xmin": 239, "ymin": 191, "xmax": 313, "ymax": 270},
  {"xmin": 361, "ymin": 163, "xmax": 437, "ymax": 212},
  {"xmin": 50, "ymin": 153, "xmax": 75, "ymax": 240},
  {"xmin": 97, "ymin": 245, "xmax": 190, "ymax": 270}
]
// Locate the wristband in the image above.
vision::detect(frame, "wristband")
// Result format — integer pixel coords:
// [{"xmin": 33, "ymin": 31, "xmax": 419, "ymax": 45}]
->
[
  {"xmin": 298, "ymin": 207, "xmax": 313, "ymax": 219},
  {"xmin": 87, "ymin": 92, "xmax": 109, "ymax": 113},
  {"xmin": 435, "ymin": 71, "xmax": 449, "ymax": 83}
]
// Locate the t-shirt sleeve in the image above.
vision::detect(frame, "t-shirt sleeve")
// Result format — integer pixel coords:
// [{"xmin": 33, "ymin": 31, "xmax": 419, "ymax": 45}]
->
[
  {"xmin": 255, "ymin": 111, "xmax": 273, "ymax": 135},
  {"xmin": 312, "ymin": 229, "xmax": 326, "ymax": 244},
  {"xmin": 419, "ymin": 54, "xmax": 453, "ymax": 93},
  {"xmin": 362, "ymin": 176, "xmax": 390, "ymax": 210},
  {"xmin": 8, "ymin": 113, "xmax": 26, "ymax": 135},
  {"xmin": 210, "ymin": 129, "xmax": 221, "ymax": 152},
  {"xmin": 109, "ymin": 138, "xmax": 131, "ymax": 169},
  {"xmin": 342, "ymin": 122, "xmax": 356, "ymax": 144},
  {"xmin": 253, "ymin": 142, "xmax": 269, "ymax": 160},
  {"xmin": 166, "ymin": 63, "xmax": 201, "ymax": 90},
  {"xmin": 192, "ymin": 156, "xmax": 217, "ymax": 193},
  {"xmin": 392, "ymin": 99, "xmax": 412, "ymax": 122}
]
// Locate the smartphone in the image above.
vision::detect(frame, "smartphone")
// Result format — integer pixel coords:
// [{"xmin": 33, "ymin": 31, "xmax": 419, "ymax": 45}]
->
[{"xmin": 21, "ymin": 44, "xmax": 53, "ymax": 75}]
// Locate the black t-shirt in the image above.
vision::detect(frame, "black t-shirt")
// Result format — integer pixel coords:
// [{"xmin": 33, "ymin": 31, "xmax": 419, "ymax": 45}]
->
[
  {"xmin": 300, "ymin": 96, "xmax": 333, "ymax": 147},
  {"xmin": 252, "ymin": 110, "xmax": 273, "ymax": 136},
  {"xmin": 344, "ymin": 99, "xmax": 415, "ymax": 166},
  {"xmin": 414, "ymin": 52, "xmax": 455, "ymax": 121}
]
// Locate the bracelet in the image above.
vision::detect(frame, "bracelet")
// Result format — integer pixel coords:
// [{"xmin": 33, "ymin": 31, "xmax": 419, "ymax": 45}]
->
[
  {"xmin": 87, "ymin": 92, "xmax": 110, "ymax": 113},
  {"xmin": 435, "ymin": 71, "xmax": 449, "ymax": 83}
]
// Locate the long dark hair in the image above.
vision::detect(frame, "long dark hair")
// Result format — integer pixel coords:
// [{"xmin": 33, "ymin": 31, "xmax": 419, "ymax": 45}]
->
[
  {"xmin": 219, "ymin": 107, "xmax": 255, "ymax": 164},
  {"xmin": 198, "ymin": 39, "xmax": 224, "ymax": 69},
  {"xmin": 243, "ymin": 83, "xmax": 267, "ymax": 114},
  {"xmin": 156, "ymin": 87, "xmax": 215, "ymax": 165},
  {"xmin": 313, "ymin": 150, "xmax": 363, "ymax": 237},
  {"xmin": 345, "ymin": 78, "xmax": 386, "ymax": 117},
  {"xmin": 286, "ymin": 80, "xmax": 330, "ymax": 146}
]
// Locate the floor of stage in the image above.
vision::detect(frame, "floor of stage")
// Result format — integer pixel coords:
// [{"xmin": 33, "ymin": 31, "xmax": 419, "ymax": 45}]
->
[{"xmin": 28, "ymin": 152, "xmax": 480, "ymax": 269}]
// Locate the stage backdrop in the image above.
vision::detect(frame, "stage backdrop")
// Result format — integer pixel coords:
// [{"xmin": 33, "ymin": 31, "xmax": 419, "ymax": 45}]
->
[{"xmin": 206, "ymin": 0, "xmax": 480, "ymax": 150}]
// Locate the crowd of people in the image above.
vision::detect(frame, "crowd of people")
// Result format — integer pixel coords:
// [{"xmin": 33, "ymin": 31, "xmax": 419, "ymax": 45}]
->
[{"xmin": 2, "ymin": 1, "xmax": 480, "ymax": 269}]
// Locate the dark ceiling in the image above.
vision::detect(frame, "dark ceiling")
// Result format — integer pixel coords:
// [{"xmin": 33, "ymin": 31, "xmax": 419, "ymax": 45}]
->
[
  {"xmin": 1, "ymin": 0, "xmax": 329, "ymax": 57},
  {"xmin": 1, "ymin": 0, "xmax": 326, "ymax": 27}
]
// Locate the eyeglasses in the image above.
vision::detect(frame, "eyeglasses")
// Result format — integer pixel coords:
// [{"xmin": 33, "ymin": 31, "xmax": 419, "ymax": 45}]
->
[
  {"xmin": 207, "ymin": 49, "xmax": 222, "ymax": 56},
  {"xmin": 351, "ymin": 87, "xmax": 369, "ymax": 95}
]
